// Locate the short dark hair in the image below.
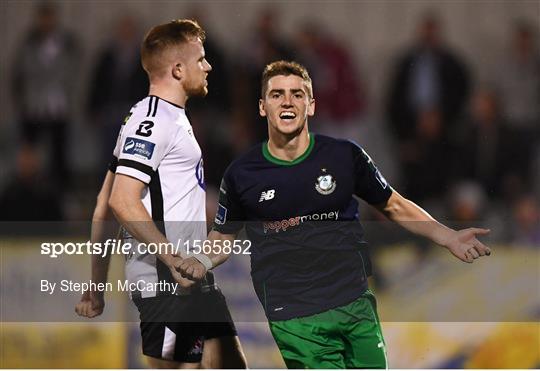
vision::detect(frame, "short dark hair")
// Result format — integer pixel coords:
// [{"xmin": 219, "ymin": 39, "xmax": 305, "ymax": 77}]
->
[
  {"xmin": 261, "ymin": 60, "xmax": 313, "ymax": 98},
  {"xmin": 141, "ymin": 19, "xmax": 205, "ymax": 78}
]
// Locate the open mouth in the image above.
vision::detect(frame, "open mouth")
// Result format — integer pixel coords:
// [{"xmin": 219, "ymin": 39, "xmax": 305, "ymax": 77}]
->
[{"xmin": 279, "ymin": 111, "xmax": 296, "ymax": 122}]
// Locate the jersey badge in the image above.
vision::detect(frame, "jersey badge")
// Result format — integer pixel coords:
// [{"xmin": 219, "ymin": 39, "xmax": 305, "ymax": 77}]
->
[
  {"xmin": 123, "ymin": 137, "xmax": 155, "ymax": 160},
  {"xmin": 259, "ymin": 189, "xmax": 275, "ymax": 202},
  {"xmin": 315, "ymin": 170, "xmax": 336, "ymax": 195},
  {"xmin": 375, "ymin": 169, "xmax": 388, "ymax": 189},
  {"xmin": 215, "ymin": 203, "xmax": 228, "ymax": 225}
]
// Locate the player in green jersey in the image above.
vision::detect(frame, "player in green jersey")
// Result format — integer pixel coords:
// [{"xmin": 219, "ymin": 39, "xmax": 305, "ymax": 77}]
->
[{"xmin": 176, "ymin": 61, "xmax": 491, "ymax": 368}]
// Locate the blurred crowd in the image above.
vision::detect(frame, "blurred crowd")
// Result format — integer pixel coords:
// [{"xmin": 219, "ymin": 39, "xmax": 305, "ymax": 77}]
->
[{"xmin": 2, "ymin": 3, "xmax": 539, "ymax": 248}]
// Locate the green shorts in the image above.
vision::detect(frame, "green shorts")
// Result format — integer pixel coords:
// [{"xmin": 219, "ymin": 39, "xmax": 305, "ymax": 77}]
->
[{"xmin": 268, "ymin": 290, "xmax": 387, "ymax": 369}]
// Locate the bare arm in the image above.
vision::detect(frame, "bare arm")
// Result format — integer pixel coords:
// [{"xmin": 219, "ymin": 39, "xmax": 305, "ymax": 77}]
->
[
  {"xmin": 90, "ymin": 170, "xmax": 117, "ymax": 284},
  {"xmin": 108, "ymin": 174, "xmax": 193, "ymax": 286},
  {"xmin": 108, "ymin": 174, "xmax": 169, "ymax": 247},
  {"xmin": 376, "ymin": 190, "xmax": 491, "ymax": 263},
  {"xmin": 76, "ymin": 170, "xmax": 117, "ymax": 318}
]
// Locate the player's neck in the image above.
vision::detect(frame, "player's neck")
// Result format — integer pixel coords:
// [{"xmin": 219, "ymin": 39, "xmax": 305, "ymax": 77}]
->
[
  {"xmin": 148, "ymin": 83, "xmax": 188, "ymax": 108},
  {"xmin": 267, "ymin": 127, "xmax": 310, "ymax": 162}
]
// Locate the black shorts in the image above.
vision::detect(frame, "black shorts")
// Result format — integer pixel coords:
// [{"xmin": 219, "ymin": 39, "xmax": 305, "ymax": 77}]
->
[{"xmin": 133, "ymin": 290, "xmax": 237, "ymax": 363}]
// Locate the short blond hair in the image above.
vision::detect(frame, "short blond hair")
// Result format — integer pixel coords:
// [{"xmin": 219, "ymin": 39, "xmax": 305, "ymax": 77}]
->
[{"xmin": 141, "ymin": 19, "xmax": 205, "ymax": 79}]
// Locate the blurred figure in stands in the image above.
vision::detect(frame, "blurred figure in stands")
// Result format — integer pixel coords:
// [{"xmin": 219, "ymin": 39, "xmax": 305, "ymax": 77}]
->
[
  {"xmin": 294, "ymin": 22, "xmax": 367, "ymax": 140},
  {"xmin": 11, "ymin": 2, "xmax": 79, "ymax": 186},
  {"xmin": 451, "ymin": 88, "xmax": 513, "ymax": 199},
  {"xmin": 386, "ymin": 13, "xmax": 470, "ymax": 203},
  {"xmin": 497, "ymin": 21, "xmax": 540, "ymax": 191},
  {"xmin": 510, "ymin": 194, "xmax": 540, "ymax": 247},
  {"xmin": 232, "ymin": 8, "xmax": 293, "ymax": 142},
  {"xmin": 87, "ymin": 13, "xmax": 147, "ymax": 169},
  {"xmin": 183, "ymin": 7, "xmax": 235, "ymax": 188},
  {"xmin": 0, "ymin": 144, "xmax": 63, "ymax": 221},
  {"xmin": 447, "ymin": 181, "xmax": 506, "ymax": 244},
  {"xmin": 245, "ymin": 8, "xmax": 293, "ymax": 75},
  {"xmin": 186, "ymin": 7, "xmax": 231, "ymax": 114},
  {"xmin": 449, "ymin": 181, "xmax": 487, "ymax": 223}
]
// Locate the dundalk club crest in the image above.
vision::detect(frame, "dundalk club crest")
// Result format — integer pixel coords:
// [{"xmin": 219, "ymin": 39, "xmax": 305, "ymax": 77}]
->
[{"xmin": 315, "ymin": 169, "xmax": 336, "ymax": 195}]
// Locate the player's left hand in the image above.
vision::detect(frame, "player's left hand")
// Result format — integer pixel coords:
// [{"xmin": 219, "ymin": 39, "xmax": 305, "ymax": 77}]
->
[
  {"xmin": 75, "ymin": 290, "xmax": 104, "ymax": 318},
  {"xmin": 443, "ymin": 228, "xmax": 491, "ymax": 263},
  {"xmin": 176, "ymin": 257, "xmax": 207, "ymax": 281}
]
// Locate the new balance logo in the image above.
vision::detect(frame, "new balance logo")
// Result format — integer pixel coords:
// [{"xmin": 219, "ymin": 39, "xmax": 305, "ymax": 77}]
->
[{"xmin": 259, "ymin": 189, "xmax": 275, "ymax": 202}]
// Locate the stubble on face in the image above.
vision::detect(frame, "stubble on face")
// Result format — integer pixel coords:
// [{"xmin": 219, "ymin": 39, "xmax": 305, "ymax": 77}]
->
[{"xmin": 181, "ymin": 39, "xmax": 209, "ymax": 98}]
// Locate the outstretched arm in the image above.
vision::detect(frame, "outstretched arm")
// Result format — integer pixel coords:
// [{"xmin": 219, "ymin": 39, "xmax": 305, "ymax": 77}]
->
[
  {"xmin": 75, "ymin": 170, "xmax": 117, "ymax": 318},
  {"xmin": 375, "ymin": 191, "xmax": 491, "ymax": 263}
]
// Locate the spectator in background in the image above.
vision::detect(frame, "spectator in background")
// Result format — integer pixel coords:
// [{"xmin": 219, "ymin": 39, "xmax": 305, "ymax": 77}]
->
[
  {"xmin": 0, "ymin": 144, "xmax": 63, "ymax": 221},
  {"xmin": 386, "ymin": 13, "xmax": 470, "ymax": 203},
  {"xmin": 448, "ymin": 181, "xmax": 487, "ymax": 223},
  {"xmin": 183, "ymin": 8, "xmax": 236, "ymax": 188},
  {"xmin": 451, "ymin": 88, "xmax": 512, "ymax": 198},
  {"xmin": 293, "ymin": 22, "xmax": 367, "ymax": 140},
  {"xmin": 510, "ymin": 194, "xmax": 540, "ymax": 246},
  {"xmin": 186, "ymin": 8, "xmax": 231, "ymax": 114},
  {"xmin": 244, "ymin": 9, "xmax": 294, "ymax": 77},
  {"xmin": 87, "ymin": 14, "xmax": 147, "ymax": 169},
  {"xmin": 11, "ymin": 2, "xmax": 79, "ymax": 186},
  {"xmin": 232, "ymin": 8, "xmax": 293, "ymax": 142},
  {"xmin": 447, "ymin": 181, "xmax": 507, "ymax": 244},
  {"xmin": 497, "ymin": 21, "xmax": 540, "ymax": 189}
]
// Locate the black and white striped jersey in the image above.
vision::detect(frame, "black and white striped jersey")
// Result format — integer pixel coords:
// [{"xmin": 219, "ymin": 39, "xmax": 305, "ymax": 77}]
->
[{"xmin": 110, "ymin": 95, "xmax": 209, "ymax": 298}]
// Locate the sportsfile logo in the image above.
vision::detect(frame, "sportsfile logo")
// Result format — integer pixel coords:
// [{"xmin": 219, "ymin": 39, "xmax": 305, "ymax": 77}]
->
[
  {"xmin": 263, "ymin": 210, "xmax": 339, "ymax": 234},
  {"xmin": 259, "ymin": 189, "xmax": 275, "ymax": 202}
]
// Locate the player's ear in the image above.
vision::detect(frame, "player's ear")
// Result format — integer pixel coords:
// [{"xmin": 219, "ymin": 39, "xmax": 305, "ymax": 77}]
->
[
  {"xmin": 259, "ymin": 98, "xmax": 267, "ymax": 117},
  {"xmin": 172, "ymin": 62, "xmax": 183, "ymax": 80},
  {"xmin": 308, "ymin": 98, "xmax": 315, "ymax": 116}
]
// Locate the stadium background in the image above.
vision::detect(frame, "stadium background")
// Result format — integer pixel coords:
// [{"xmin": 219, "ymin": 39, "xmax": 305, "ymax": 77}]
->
[{"xmin": 0, "ymin": 0, "xmax": 539, "ymax": 368}]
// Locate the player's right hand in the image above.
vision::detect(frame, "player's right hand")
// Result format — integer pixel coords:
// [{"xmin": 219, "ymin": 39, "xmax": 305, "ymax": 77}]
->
[
  {"xmin": 75, "ymin": 290, "xmax": 104, "ymax": 318},
  {"xmin": 168, "ymin": 256, "xmax": 198, "ymax": 288},
  {"xmin": 443, "ymin": 228, "xmax": 491, "ymax": 263},
  {"xmin": 176, "ymin": 257, "xmax": 207, "ymax": 281}
]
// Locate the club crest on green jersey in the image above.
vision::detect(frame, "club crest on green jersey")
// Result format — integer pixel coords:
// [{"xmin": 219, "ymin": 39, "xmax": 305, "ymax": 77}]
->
[{"xmin": 315, "ymin": 170, "xmax": 336, "ymax": 195}]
